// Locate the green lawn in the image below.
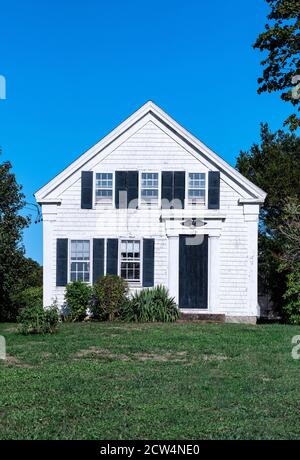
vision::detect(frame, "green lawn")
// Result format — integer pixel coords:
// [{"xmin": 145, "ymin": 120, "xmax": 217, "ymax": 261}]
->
[{"xmin": 1, "ymin": 321, "xmax": 300, "ymax": 440}]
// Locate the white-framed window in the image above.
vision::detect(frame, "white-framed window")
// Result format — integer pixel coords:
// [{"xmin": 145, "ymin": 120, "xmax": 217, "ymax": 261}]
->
[
  {"xmin": 188, "ymin": 173, "xmax": 206, "ymax": 206},
  {"xmin": 70, "ymin": 240, "xmax": 90, "ymax": 282},
  {"xmin": 140, "ymin": 172, "xmax": 159, "ymax": 207},
  {"xmin": 95, "ymin": 173, "xmax": 113, "ymax": 204},
  {"xmin": 120, "ymin": 240, "xmax": 141, "ymax": 283}
]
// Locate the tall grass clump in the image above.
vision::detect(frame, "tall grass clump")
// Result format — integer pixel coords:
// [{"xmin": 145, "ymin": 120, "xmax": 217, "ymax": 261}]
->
[{"xmin": 121, "ymin": 285, "xmax": 180, "ymax": 322}]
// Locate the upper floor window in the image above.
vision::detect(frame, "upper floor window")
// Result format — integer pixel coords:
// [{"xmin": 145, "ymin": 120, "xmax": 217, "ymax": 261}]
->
[
  {"xmin": 70, "ymin": 240, "xmax": 90, "ymax": 282},
  {"xmin": 188, "ymin": 173, "xmax": 206, "ymax": 206},
  {"xmin": 141, "ymin": 172, "xmax": 159, "ymax": 207},
  {"xmin": 120, "ymin": 240, "xmax": 141, "ymax": 283},
  {"xmin": 95, "ymin": 173, "xmax": 113, "ymax": 204}
]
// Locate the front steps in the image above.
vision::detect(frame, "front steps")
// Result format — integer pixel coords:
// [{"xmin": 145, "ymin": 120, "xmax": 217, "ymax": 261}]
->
[{"xmin": 178, "ymin": 313, "xmax": 225, "ymax": 323}]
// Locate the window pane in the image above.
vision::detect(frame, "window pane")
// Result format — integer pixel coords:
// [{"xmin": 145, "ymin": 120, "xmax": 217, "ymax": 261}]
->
[
  {"xmin": 188, "ymin": 173, "xmax": 206, "ymax": 205},
  {"xmin": 120, "ymin": 240, "xmax": 140, "ymax": 282},
  {"xmin": 133, "ymin": 241, "xmax": 140, "ymax": 253},
  {"xmin": 127, "ymin": 241, "xmax": 133, "ymax": 253},
  {"xmin": 141, "ymin": 173, "xmax": 159, "ymax": 205},
  {"xmin": 95, "ymin": 173, "xmax": 113, "ymax": 203},
  {"xmin": 189, "ymin": 190, "xmax": 205, "ymax": 198},
  {"xmin": 70, "ymin": 240, "xmax": 90, "ymax": 282}
]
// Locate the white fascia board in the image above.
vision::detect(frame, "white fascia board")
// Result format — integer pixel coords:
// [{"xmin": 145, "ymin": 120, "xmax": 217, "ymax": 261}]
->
[
  {"xmin": 148, "ymin": 103, "xmax": 267, "ymax": 201},
  {"xmin": 35, "ymin": 100, "xmax": 267, "ymax": 203},
  {"xmin": 34, "ymin": 101, "xmax": 154, "ymax": 201},
  {"xmin": 239, "ymin": 198, "xmax": 266, "ymax": 205}
]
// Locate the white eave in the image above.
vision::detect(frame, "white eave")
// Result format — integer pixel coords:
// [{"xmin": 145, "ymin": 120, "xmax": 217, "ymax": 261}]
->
[
  {"xmin": 34, "ymin": 101, "xmax": 267, "ymax": 203},
  {"xmin": 238, "ymin": 198, "xmax": 265, "ymax": 205}
]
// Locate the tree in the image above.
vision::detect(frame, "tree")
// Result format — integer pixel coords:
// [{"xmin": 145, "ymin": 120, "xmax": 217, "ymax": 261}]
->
[
  {"xmin": 278, "ymin": 198, "xmax": 300, "ymax": 270},
  {"xmin": 237, "ymin": 124, "xmax": 300, "ymax": 232},
  {"xmin": 0, "ymin": 158, "xmax": 30, "ymax": 320},
  {"xmin": 277, "ymin": 198, "xmax": 300, "ymax": 322},
  {"xmin": 254, "ymin": 0, "xmax": 300, "ymax": 130},
  {"xmin": 20, "ymin": 257, "xmax": 43, "ymax": 289},
  {"xmin": 236, "ymin": 124, "xmax": 300, "ymax": 313}
]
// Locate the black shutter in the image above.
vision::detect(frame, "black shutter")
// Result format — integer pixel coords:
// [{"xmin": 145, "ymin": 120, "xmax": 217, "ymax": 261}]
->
[
  {"xmin": 161, "ymin": 171, "xmax": 173, "ymax": 209},
  {"xmin": 174, "ymin": 171, "xmax": 185, "ymax": 209},
  {"xmin": 143, "ymin": 239, "xmax": 155, "ymax": 287},
  {"xmin": 115, "ymin": 171, "xmax": 138, "ymax": 208},
  {"xmin": 93, "ymin": 239, "xmax": 104, "ymax": 283},
  {"xmin": 106, "ymin": 239, "xmax": 118, "ymax": 275},
  {"xmin": 81, "ymin": 171, "xmax": 93, "ymax": 209},
  {"xmin": 208, "ymin": 171, "xmax": 220, "ymax": 209},
  {"xmin": 115, "ymin": 171, "xmax": 127, "ymax": 209},
  {"xmin": 127, "ymin": 171, "xmax": 139, "ymax": 209},
  {"xmin": 56, "ymin": 239, "xmax": 68, "ymax": 286}
]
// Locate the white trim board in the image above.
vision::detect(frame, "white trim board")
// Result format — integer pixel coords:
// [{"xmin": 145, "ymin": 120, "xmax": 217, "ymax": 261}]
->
[{"xmin": 35, "ymin": 101, "xmax": 267, "ymax": 203}]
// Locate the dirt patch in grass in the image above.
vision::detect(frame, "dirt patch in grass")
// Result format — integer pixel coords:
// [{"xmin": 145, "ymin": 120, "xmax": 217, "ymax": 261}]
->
[
  {"xmin": 3, "ymin": 326, "xmax": 18, "ymax": 333},
  {"xmin": 134, "ymin": 352, "xmax": 187, "ymax": 362},
  {"xmin": 201, "ymin": 354, "xmax": 228, "ymax": 362},
  {"xmin": 74, "ymin": 347, "xmax": 188, "ymax": 363},
  {"xmin": 40, "ymin": 352, "xmax": 52, "ymax": 359},
  {"xmin": 4, "ymin": 354, "xmax": 36, "ymax": 369},
  {"xmin": 74, "ymin": 347, "xmax": 130, "ymax": 361},
  {"xmin": 13, "ymin": 341, "xmax": 47, "ymax": 348},
  {"xmin": 107, "ymin": 326, "xmax": 144, "ymax": 332}
]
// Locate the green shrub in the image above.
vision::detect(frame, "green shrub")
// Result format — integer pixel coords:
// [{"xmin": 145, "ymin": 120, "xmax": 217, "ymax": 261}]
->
[
  {"xmin": 121, "ymin": 285, "xmax": 180, "ymax": 322},
  {"xmin": 283, "ymin": 268, "xmax": 300, "ymax": 324},
  {"xmin": 17, "ymin": 303, "xmax": 59, "ymax": 335},
  {"xmin": 11, "ymin": 286, "xmax": 43, "ymax": 311},
  {"xmin": 64, "ymin": 281, "xmax": 92, "ymax": 321},
  {"xmin": 92, "ymin": 275, "xmax": 128, "ymax": 321}
]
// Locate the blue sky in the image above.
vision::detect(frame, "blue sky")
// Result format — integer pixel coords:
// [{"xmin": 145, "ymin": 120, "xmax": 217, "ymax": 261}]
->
[{"xmin": 0, "ymin": 0, "xmax": 291, "ymax": 264}]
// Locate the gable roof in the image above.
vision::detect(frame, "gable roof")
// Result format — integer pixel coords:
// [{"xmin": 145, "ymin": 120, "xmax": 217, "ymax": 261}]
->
[{"xmin": 35, "ymin": 101, "xmax": 266, "ymax": 202}]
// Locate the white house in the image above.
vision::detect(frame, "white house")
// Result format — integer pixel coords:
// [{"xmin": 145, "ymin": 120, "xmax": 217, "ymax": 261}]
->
[{"xmin": 35, "ymin": 101, "xmax": 266, "ymax": 323}]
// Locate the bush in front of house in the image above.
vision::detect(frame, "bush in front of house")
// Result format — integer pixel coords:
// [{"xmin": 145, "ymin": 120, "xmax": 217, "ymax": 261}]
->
[
  {"xmin": 64, "ymin": 281, "xmax": 93, "ymax": 321},
  {"xmin": 11, "ymin": 286, "xmax": 43, "ymax": 312},
  {"xmin": 17, "ymin": 303, "xmax": 59, "ymax": 335},
  {"xmin": 283, "ymin": 268, "xmax": 300, "ymax": 324},
  {"xmin": 92, "ymin": 275, "xmax": 129, "ymax": 321},
  {"xmin": 121, "ymin": 285, "xmax": 180, "ymax": 322}
]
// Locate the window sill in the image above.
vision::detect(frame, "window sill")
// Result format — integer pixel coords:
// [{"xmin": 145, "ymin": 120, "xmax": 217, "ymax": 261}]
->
[{"xmin": 126, "ymin": 282, "xmax": 142, "ymax": 288}]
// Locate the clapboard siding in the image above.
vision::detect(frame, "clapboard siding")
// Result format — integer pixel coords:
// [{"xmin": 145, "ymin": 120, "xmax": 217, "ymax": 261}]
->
[
  {"xmin": 218, "ymin": 180, "xmax": 249, "ymax": 314},
  {"xmin": 99, "ymin": 122, "xmax": 209, "ymax": 169},
  {"xmin": 41, "ymin": 119, "xmax": 258, "ymax": 318}
]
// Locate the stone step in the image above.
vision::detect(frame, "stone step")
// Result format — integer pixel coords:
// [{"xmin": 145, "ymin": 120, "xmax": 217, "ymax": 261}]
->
[{"xmin": 178, "ymin": 313, "xmax": 225, "ymax": 323}]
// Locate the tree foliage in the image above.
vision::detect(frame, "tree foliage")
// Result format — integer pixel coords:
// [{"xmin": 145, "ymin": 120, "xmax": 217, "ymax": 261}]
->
[
  {"xmin": 0, "ymin": 156, "xmax": 42, "ymax": 321},
  {"xmin": 0, "ymin": 159, "xmax": 30, "ymax": 320},
  {"xmin": 236, "ymin": 124, "xmax": 300, "ymax": 313},
  {"xmin": 65, "ymin": 281, "xmax": 92, "ymax": 321},
  {"xmin": 254, "ymin": 0, "xmax": 300, "ymax": 130},
  {"xmin": 92, "ymin": 275, "xmax": 128, "ymax": 321},
  {"xmin": 276, "ymin": 199, "xmax": 300, "ymax": 323},
  {"xmin": 237, "ymin": 124, "xmax": 300, "ymax": 234},
  {"xmin": 278, "ymin": 198, "xmax": 300, "ymax": 269}
]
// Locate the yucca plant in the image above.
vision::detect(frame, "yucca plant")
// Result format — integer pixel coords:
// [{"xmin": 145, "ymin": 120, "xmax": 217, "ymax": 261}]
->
[{"xmin": 121, "ymin": 285, "xmax": 180, "ymax": 322}]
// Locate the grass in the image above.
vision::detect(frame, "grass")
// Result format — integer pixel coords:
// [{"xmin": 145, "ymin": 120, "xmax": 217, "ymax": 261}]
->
[{"xmin": 1, "ymin": 321, "xmax": 300, "ymax": 440}]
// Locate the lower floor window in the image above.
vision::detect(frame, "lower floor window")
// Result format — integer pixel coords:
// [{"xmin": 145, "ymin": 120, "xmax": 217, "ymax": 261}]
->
[
  {"xmin": 70, "ymin": 240, "xmax": 90, "ymax": 282},
  {"xmin": 120, "ymin": 240, "xmax": 140, "ymax": 283}
]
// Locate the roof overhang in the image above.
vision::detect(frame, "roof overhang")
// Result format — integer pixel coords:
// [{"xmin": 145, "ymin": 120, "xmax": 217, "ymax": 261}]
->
[{"xmin": 35, "ymin": 101, "xmax": 267, "ymax": 203}]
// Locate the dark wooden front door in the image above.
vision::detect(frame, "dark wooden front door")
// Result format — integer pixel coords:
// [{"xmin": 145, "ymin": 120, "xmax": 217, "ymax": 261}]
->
[{"xmin": 179, "ymin": 235, "xmax": 208, "ymax": 309}]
